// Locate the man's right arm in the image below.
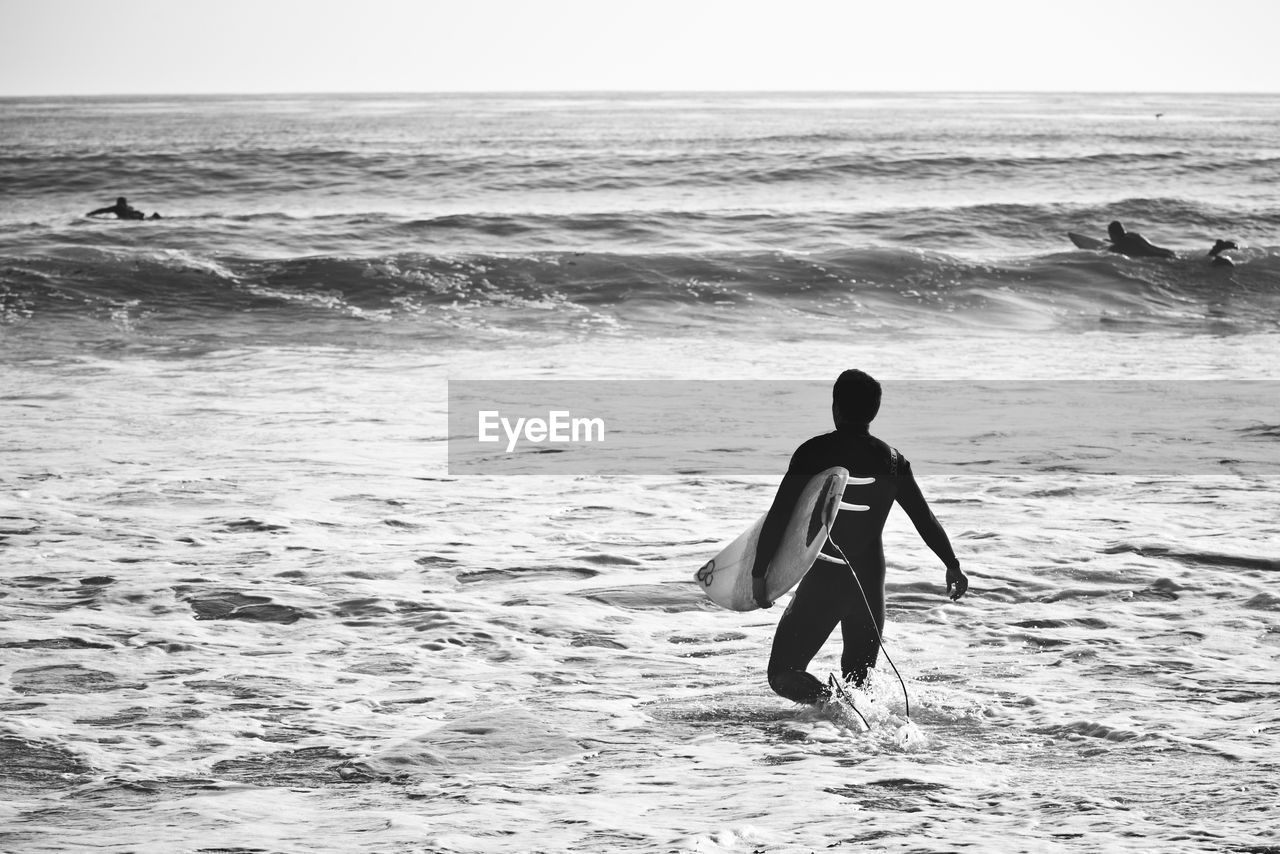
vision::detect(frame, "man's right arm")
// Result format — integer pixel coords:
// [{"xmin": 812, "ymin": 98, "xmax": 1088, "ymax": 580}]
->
[
  {"xmin": 752, "ymin": 472, "xmax": 806, "ymax": 571},
  {"xmin": 750, "ymin": 471, "xmax": 807, "ymax": 607},
  {"xmin": 750, "ymin": 442, "xmax": 822, "ymax": 606}
]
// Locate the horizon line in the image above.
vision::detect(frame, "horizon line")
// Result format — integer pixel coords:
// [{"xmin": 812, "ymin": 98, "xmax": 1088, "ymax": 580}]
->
[{"xmin": 3, "ymin": 88, "xmax": 1280, "ymax": 100}]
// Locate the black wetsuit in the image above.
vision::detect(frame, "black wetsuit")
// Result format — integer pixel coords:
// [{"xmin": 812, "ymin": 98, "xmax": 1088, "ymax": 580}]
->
[
  {"xmin": 1109, "ymin": 233, "xmax": 1175, "ymax": 259},
  {"xmin": 87, "ymin": 201, "xmax": 147, "ymax": 220},
  {"xmin": 753, "ymin": 426, "xmax": 958, "ymax": 704}
]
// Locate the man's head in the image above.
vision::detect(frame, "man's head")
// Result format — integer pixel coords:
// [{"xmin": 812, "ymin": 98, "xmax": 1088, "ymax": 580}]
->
[
  {"xmin": 1108, "ymin": 221, "xmax": 1126, "ymax": 242},
  {"xmin": 1209, "ymin": 239, "xmax": 1238, "ymax": 257},
  {"xmin": 116, "ymin": 197, "xmax": 128, "ymax": 206},
  {"xmin": 833, "ymin": 369, "xmax": 881, "ymax": 427}
]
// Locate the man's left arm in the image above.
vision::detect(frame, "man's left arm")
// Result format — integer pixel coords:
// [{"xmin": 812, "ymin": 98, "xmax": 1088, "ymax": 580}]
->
[{"xmin": 895, "ymin": 464, "xmax": 968, "ymax": 600}]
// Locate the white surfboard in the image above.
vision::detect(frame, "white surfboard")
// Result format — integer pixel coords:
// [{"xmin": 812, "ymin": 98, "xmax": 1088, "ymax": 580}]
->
[
  {"xmin": 1068, "ymin": 231, "xmax": 1110, "ymax": 251},
  {"xmin": 694, "ymin": 467, "xmax": 871, "ymax": 611}
]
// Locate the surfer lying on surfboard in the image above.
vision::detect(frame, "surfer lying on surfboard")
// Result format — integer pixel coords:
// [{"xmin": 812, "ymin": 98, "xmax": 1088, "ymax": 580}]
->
[
  {"xmin": 1071, "ymin": 224, "xmax": 1239, "ymax": 266},
  {"xmin": 87, "ymin": 196, "xmax": 162, "ymax": 221},
  {"xmin": 1106, "ymin": 221, "xmax": 1175, "ymax": 259},
  {"xmin": 751, "ymin": 369, "xmax": 968, "ymax": 706}
]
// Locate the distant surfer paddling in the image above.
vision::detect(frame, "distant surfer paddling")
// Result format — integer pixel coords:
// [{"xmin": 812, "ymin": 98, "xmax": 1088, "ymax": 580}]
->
[
  {"xmin": 752, "ymin": 370, "xmax": 968, "ymax": 705},
  {"xmin": 1208, "ymin": 238, "xmax": 1238, "ymax": 267},
  {"xmin": 87, "ymin": 197, "xmax": 161, "ymax": 220},
  {"xmin": 1072, "ymin": 223, "xmax": 1239, "ymax": 265},
  {"xmin": 1106, "ymin": 221, "xmax": 1174, "ymax": 259}
]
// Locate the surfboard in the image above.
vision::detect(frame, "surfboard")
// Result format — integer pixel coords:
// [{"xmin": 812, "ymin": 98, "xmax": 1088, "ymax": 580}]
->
[
  {"xmin": 694, "ymin": 467, "xmax": 870, "ymax": 611},
  {"xmin": 1068, "ymin": 232, "xmax": 1110, "ymax": 251}
]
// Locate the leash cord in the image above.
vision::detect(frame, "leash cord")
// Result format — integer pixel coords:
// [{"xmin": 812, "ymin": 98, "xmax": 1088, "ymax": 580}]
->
[
  {"xmin": 828, "ymin": 537, "xmax": 912, "ymax": 722},
  {"xmin": 827, "ymin": 672, "xmax": 871, "ymax": 730}
]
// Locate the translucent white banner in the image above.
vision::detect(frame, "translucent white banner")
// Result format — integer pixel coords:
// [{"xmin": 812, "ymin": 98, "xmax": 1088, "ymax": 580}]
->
[{"xmin": 447, "ymin": 380, "xmax": 1280, "ymax": 476}]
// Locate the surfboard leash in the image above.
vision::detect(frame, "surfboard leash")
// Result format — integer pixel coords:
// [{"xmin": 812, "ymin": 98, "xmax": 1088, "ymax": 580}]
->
[
  {"xmin": 827, "ymin": 538, "xmax": 912, "ymax": 723},
  {"xmin": 827, "ymin": 672, "xmax": 870, "ymax": 730}
]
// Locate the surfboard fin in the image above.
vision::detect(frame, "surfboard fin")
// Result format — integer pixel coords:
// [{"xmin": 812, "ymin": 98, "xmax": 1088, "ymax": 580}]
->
[{"xmin": 839, "ymin": 476, "xmax": 873, "ymax": 512}]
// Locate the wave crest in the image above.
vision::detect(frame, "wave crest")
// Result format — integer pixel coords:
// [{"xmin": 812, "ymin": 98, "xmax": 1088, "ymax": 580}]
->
[{"xmin": 4, "ymin": 245, "xmax": 1277, "ymax": 338}]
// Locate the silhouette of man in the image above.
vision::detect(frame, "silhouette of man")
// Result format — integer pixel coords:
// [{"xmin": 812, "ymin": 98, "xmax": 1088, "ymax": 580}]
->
[
  {"xmin": 1106, "ymin": 221, "xmax": 1174, "ymax": 259},
  {"xmin": 752, "ymin": 369, "xmax": 968, "ymax": 704},
  {"xmin": 87, "ymin": 197, "xmax": 160, "ymax": 220},
  {"xmin": 1208, "ymin": 239, "xmax": 1238, "ymax": 267}
]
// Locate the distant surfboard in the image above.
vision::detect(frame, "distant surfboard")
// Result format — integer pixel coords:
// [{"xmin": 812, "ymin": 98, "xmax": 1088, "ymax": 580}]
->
[
  {"xmin": 1068, "ymin": 232, "xmax": 1110, "ymax": 251},
  {"xmin": 694, "ymin": 467, "xmax": 870, "ymax": 611}
]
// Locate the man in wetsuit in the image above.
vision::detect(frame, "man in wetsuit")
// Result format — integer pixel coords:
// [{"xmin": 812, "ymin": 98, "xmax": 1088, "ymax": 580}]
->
[
  {"xmin": 87, "ymin": 197, "xmax": 160, "ymax": 220},
  {"xmin": 1107, "ymin": 221, "xmax": 1174, "ymax": 258},
  {"xmin": 751, "ymin": 369, "xmax": 968, "ymax": 705},
  {"xmin": 1208, "ymin": 238, "xmax": 1238, "ymax": 267}
]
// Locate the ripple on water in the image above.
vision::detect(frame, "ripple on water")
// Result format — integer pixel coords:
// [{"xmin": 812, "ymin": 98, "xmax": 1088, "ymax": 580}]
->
[
  {"xmin": 582, "ymin": 582, "xmax": 712, "ymax": 613},
  {"xmin": 0, "ymin": 737, "xmax": 94, "ymax": 793},
  {"xmin": 11, "ymin": 664, "xmax": 145, "ymax": 694},
  {"xmin": 178, "ymin": 588, "xmax": 313, "ymax": 623}
]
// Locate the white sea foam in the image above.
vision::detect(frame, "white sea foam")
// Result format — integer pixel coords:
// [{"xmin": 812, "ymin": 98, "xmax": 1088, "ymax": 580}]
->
[{"xmin": 2, "ymin": 331, "xmax": 1278, "ymax": 852}]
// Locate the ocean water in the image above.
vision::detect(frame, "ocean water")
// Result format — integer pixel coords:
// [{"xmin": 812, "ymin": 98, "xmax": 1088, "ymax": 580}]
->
[{"xmin": 1, "ymin": 92, "xmax": 1278, "ymax": 853}]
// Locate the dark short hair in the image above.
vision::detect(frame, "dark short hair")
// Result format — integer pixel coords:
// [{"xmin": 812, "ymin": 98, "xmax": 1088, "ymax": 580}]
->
[{"xmin": 833, "ymin": 369, "xmax": 881, "ymax": 425}]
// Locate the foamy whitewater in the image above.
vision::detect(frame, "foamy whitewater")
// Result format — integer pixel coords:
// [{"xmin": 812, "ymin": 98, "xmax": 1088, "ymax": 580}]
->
[{"xmin": 1, "ymin": 93, "xmax": 1278, "ymax": 853}]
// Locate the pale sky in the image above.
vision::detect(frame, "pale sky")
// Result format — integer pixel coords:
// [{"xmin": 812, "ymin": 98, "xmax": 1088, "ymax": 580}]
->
[{"xmin": 2, "ymin": 0, "xmax": 1277, "ymax": 96}]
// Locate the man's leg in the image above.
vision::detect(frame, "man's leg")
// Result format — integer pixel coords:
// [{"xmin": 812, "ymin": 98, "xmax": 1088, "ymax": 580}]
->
[
  {"xmin": 767, "ymin": 563, "xmax": 848, "ymax": 704},
  {"xmin": 839, "ymin": 559, "xmax": 885, "ymax": 686}
]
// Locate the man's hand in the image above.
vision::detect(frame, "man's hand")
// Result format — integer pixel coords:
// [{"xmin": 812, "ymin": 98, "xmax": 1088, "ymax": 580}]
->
[
  {"xmin": 946, "ymin": 564, "xmax": 969, "ymax": 601},
  {"xmin": 752, "ymin": 575, "xmax": 773, "ymax": 609}
]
